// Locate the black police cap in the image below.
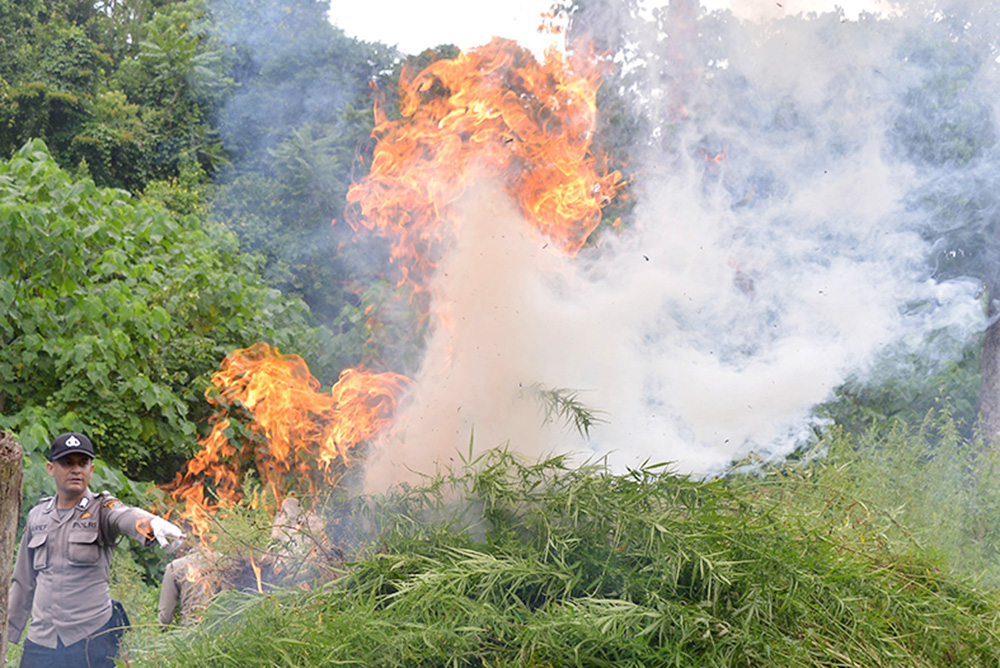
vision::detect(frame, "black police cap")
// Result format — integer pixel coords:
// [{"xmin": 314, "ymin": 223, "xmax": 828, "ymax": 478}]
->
[{"xmin": 49, "ymin": 432, "xmax": 95, "ymax": 461}]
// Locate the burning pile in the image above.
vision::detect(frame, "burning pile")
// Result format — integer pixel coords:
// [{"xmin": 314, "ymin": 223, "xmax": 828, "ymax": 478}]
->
[{"xmin": 162, "ymin": 39, "xmax": 624, "ymax": 542}]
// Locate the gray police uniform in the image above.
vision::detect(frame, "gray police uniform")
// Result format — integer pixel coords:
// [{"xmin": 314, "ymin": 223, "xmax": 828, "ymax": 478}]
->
[
  {"xmin": 7, "ymin": 488, "xmax": 157, "ymax": 648},
  {"xmin": 158, "ymin": 551, "xmax": 214, "ymax": 627}
]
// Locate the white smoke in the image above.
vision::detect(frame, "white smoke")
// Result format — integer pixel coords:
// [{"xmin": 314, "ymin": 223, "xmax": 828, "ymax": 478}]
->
[{"xmin": 363, "ymin": 1, "xmax": 993, "ymax": 491}]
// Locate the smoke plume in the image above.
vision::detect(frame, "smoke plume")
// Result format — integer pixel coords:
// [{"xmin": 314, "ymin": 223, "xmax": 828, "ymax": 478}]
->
[{"xmin": 364, "ymin": 1, "xmax": 995, "ymax": 489}]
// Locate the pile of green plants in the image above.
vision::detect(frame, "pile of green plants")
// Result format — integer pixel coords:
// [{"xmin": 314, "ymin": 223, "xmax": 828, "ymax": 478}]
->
[
  {"xmin": 746, "ymin": 406, "xmax": 1000, "ymax": 591},
  {"xmin": 122, "ymin": 445, "xmax": 1000, "ymax": 667}
]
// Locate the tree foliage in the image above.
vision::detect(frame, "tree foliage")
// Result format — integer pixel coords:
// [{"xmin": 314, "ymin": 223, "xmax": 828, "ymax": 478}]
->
[
  {"xmin": 111, "ymin": 1, "xmax": 233, "ymax": 182},
  {"xmin": 206, "ymin": 0, "xmax": 402, "ymax": 332},
  {"xmin": 0, "ymin": 0, "xmax": 229, "ymax": 192},
  {"xmin": 0, "ymin": 140, "xmax": 337, "ymax": 483}
]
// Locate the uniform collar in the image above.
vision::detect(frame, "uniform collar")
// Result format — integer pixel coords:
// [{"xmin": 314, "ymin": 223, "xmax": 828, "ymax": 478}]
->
[{"xmin": 43, "ymin": 488, "xmax": 95, "ymax": 513}]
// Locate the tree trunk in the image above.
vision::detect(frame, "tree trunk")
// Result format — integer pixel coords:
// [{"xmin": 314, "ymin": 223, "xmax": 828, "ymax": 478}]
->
[
  {"xmin": 977, "ymin": 269, "xmax": 1000, "ymax": 448},
  {"xmin": 0, "ymin": 431, "xmax": 23, "ymax": 664}
]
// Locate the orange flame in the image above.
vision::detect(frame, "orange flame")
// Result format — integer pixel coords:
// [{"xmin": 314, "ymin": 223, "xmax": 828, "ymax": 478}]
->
[
  {"xmin": 249, "ymin": 554, "xmax": 263, "ymax": 593},
  {"xmin": 345, "ymin": 38, "xmax": 623, "ymax": 297},
  {"xmin": 162, "ymin": 343, "xmax": 409, "ymax": 541},
  {"xmin": 135, "ymin": 515, "xmax": 153, "ymax": 542}
]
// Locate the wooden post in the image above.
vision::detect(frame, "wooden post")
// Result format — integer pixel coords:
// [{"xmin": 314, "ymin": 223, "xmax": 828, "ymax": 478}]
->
[{"xmin": 0, "ymin": 431, "xmax": 23, "ymax": 664}]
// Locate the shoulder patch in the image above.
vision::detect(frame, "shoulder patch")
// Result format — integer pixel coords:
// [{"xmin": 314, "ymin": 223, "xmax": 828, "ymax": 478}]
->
[
  {"xmin": 103, "ymin": 498, "xmax": 124, "ymax": 510},
  {"xmin": 35, "ymin": 497, "xmax": 55, "ymax": 514}
]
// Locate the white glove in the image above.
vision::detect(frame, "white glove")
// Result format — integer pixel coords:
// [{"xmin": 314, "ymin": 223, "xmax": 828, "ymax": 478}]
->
[{"xmin": 150, "ymin": 516, "xmax": 185, "ymax": 547}]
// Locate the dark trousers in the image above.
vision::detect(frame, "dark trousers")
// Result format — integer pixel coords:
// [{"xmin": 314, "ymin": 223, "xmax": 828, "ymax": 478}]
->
[{"xmin": 18, "ymin": 613, "xmax": 122, "ymax": 668}]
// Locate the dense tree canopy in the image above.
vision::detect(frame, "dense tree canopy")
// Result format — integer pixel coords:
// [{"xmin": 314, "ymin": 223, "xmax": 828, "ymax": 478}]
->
[
  {"xmin": 205, "ymin": 0, "xmax": 403, "ymax": 329},
  {"xmin": 0, "ymin": 0, "xmax": 228, "ymax": 192}
]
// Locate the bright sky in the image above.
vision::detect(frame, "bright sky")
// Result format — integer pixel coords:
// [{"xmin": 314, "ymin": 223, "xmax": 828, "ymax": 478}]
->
[
  {"xmin": 327, "ymin": 0, "xmax": 895, "ymax": 56},
  {"xmin": 327, "ymin": 0, "xmax": 563, "ymax": 56}
]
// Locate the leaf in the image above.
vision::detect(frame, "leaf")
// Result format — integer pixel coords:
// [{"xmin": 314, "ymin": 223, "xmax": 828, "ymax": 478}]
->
[
  {"xmin": 0, "ymin": 276, "xmax": 14, "ymax": 306},
  {"xmin": 80, "ymin": 294, "xmax": 104, "ymax": 320},
  {"xmin": 141, "ymin": 386, "xmax": 159, "ymax": 410}
]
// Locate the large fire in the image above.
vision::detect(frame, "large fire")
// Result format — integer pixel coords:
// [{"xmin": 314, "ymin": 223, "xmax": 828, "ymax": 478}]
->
[
  {"xmin": 162, "ymin": 39, "xmax": 623, "ymax": 543},
  {"xmin": 162, "ymin": 343, "xmax": 408, "ymax": 539},
  {"xmin": 345, "ymin": 37, "xmax": 623, "ymax": 295}
]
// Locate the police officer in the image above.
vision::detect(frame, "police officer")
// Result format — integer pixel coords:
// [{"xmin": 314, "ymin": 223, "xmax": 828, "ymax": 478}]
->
[
  {"xmin": 7, "ymin": 432, "xmax": 185, "ymax": 668},
  {"xmin": 158, "ymin": 541, "xmax": 216, "ymax": 627}
]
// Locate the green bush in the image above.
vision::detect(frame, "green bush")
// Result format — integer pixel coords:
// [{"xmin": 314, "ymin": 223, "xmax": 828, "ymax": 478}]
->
[{"xmin": 0, "ymin": 140, "xmax": 338, "ymax": 487}]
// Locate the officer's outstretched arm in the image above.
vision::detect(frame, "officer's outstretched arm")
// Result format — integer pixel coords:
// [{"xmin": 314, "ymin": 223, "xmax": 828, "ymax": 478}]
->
[{"xmin": 99, "ymin": 494, "xmax": 184, "ymax": 548}]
